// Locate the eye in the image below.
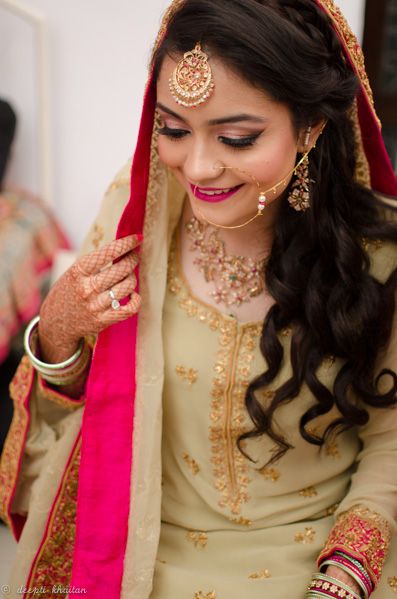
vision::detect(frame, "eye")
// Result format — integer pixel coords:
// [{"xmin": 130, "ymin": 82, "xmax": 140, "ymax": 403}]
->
[
  {"xmin": 219, "ymin": 133, "xmax": 261, "ymax": 149},
  {"xmin": 158, "ymin": 126, "xmax": 189, "ymax": 141}
]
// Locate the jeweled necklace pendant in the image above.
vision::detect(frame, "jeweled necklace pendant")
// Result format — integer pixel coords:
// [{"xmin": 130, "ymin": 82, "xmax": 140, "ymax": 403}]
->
[
  {"xmin": 169, "ymin": 42, "xmax": 215, "ymax": 108},
  {"xmin": 185, "ymin": 217, "xmax": 266, "ymax": 308}
]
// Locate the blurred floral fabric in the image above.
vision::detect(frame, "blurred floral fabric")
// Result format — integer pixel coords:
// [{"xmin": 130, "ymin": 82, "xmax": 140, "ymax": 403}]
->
[{"xmin": 0, "ymin": 189, "xmax": 69, "ymax": 362}]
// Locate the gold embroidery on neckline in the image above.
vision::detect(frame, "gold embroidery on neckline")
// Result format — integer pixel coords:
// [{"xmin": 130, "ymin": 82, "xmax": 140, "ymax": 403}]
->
[
  {"xmin": 294, "ymin": 527, "xmax": 316, "ymax": 544},
  {"xmin": 176, "ymin": 365, "xmax": 198, "ymax": 385},
  {"xmin": 168, "ymin": 237, "xmax": 262, "ymax": 516}
]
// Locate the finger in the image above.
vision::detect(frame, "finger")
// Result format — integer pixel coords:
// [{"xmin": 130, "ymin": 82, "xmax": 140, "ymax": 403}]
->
[
  {"xmin": 92, "ymin": 252, "xmax": 139, "ymax": 294},
  {"xmin": 89, "ymin": 274, "xmax": 137, "ymax": 312},
  {"xmin": 77, "ymin": 234, "xmax": 142, "ymax": 276},
  {"xmin": 99, "ymin": 292, "xmax": 142, "ymax": 324}
]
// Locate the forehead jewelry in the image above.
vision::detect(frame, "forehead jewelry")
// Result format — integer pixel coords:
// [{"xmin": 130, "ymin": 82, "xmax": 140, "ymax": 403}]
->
[{"xmin": 169, "ymin": 42, "xmax": 215, "ymax": 108}]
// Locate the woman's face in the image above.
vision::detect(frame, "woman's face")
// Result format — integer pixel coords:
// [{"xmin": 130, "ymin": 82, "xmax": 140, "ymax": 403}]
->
[{"xmin": 156, "ymin": 55, "xmax": 305, "ymax": 228}]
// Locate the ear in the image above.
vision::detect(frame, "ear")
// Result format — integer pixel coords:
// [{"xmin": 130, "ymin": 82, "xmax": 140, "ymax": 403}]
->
[{"xmin": 297, "ymin": 120, "xmax": 327, "ymax": 153}]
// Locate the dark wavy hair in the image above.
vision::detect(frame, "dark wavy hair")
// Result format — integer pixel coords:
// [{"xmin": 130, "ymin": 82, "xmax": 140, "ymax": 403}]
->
[{"xmin": 152, "ymin": 0, "xmax": 397, "ymax": 463}]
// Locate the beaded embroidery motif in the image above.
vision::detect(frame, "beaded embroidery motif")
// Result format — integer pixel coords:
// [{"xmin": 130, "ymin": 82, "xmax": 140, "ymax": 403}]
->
[{"xmin": 168, "ymin": 237, "xmax": 262, "ymax": 515}]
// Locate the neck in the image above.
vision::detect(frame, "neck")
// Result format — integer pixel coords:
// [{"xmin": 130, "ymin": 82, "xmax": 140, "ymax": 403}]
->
[{"xmin": 182, "ymin": 200, "xmax": 278, "ymax": 260}]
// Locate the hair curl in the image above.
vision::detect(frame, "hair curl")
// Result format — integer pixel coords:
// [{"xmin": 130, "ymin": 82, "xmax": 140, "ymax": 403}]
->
[{"xmin": 152, "ymin": 0, "xmax": 397, "ymax": 463}]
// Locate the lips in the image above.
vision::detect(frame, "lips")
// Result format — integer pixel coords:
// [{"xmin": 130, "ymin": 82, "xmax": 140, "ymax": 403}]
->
[{"xmin": 190, "ymin": 183, "xmax": 244, "ymax": 203}]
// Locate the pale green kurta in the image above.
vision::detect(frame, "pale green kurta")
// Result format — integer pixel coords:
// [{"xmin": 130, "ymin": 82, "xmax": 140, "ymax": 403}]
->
[{"xmin": 150, "ymin": 234, "xmax": 397, "ymax": 599}]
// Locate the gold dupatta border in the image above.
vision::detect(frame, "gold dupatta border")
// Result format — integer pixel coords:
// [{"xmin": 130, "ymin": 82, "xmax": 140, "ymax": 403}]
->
[
  {"xmin": 350, "ymin": 100, "xmax": 371, "ymax": 188},
  {"xmin": 25, "ymin": 436, "xmax": 81, "ymax": 597},
  {"xmin": 317, "ymin": 0, "xmax": 380, "ymax": 128},
  {"xmin": 36, "ymin": 376, "xmax": 86, "ymax": 411},
  {"xmin": 0, "ymin": 357, "xmax": 33, "ymax": 533}
]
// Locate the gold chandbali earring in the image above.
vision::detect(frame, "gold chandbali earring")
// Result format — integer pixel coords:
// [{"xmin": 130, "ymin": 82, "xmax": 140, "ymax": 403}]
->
[
  {"xmin": 169, "ymin": 42, "xmax": 215, "ymax": 108},
  {"xmin": 287, "ymin": 127, "xmax": 312, "ymax": 212}
]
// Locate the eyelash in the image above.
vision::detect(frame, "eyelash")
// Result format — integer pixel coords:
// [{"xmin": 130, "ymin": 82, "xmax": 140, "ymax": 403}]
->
[{"xmin": 158, "ymin": 126, "xmax": 260, "ymax": 149}]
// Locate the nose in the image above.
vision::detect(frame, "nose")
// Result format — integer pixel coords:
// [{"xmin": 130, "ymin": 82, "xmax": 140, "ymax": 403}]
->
[{"xmin": 182, "ymin": 139, "xmax": 220, "ymax": 185}]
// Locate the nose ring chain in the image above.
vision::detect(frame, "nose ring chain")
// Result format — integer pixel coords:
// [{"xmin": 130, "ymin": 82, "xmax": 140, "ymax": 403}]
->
[{"xmin": 193, "ymin": 152, "xmax": 310, "ymax": 230}]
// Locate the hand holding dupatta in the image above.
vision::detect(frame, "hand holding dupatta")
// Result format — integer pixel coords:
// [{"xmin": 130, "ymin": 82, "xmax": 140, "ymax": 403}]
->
[{"xmin": 38, "ymin": 234, "xmax": 142, "ymax": 368}]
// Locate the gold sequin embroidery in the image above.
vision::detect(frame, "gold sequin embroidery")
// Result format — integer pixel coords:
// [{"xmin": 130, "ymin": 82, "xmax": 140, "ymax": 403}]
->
[
  {"xmin": 106, "ymin": 178, "xmax": 130, "ymax": 193},
  {"xmin": 325, "ymin": 503, "xmax": 339, "ymax": 516},
  {"xmin": 248, "ymin": 570, "xmax": 271, "ymax": 580},
  {"xmin": 176, "ymin": 365, "xmax": 198, "ymax": 385},
  {"xmin": 349, "ymin": 100, "xmax": 371, "ymax": 188},
  {"xmin": 168, "ymin": 238, "xmax": 262, "ymax": 516},
  {"xmin": 26, "ymin": 436, "xmax": 81, "ymax": 594},
  {"xmin": 182, "ymin": 453, "xmax": 200, "ymax": 475},
  {"xmin": 299, "ymin": 486, "xmax": 318, "ymax": 498},
  {"xmin": 281, "ymin": 326, "xmax": 292, "ymax": 337},
  {"xmin": 388, "ymin": 577, "xmax": 397, "ymax": 592},
  {"xmin": 322, "ymin": 355, "xmax": 336, "ymax": 370},
  {"xmin": 186, "ymin": 530, "xmax": 208, "ymax": 548},
  {"xmin": 326, "ymin": 439, "xmax": 341, "ymax": 459},
  {"xmin": 0, "ymin": 357, "xmax": 33, "ymax": 530},
  {"xmin": 259, "ymin": 466, "xmax": 281, "ymax": 482},
  {"xmin": 294, "ymin": 527, "xmax": 316, "ymax": 544},
  {"xmin": 318, "ymin": 504, "xmax": 392, "ymax": 586},
  {"xmin": 317, "ymin": 0, "xmax": 379, "ymax": 126},
  {"xmin": 194, "ymin": 593, "xmax": 217, "ymax": 599},
  {"xmin": 361, "ymin": 238, "xmax": 383, "ymax": 252},
  {"xmin": 38, "ymin": 375, "xmax": 86, "ymax": 410},
  {"xmin": 91, "ymin": 223, "xmax": 105, "ymax": 249},
  {"xmin": 229, "ymin": 516, "xmax": 252, "ymax": 527}
]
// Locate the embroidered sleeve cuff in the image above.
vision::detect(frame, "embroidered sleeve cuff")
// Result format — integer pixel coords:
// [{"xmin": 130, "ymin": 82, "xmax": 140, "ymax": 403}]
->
[
  {"xmin": 318, "ymin": 504, "xmax": 392, "ymax": 587},
  {"xmin": 37, "ymin": 375, "xmax": 86, "ymax": 409}
]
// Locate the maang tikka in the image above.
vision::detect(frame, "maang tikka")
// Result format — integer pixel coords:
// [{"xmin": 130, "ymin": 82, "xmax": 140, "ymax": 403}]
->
[
  {"xmin": 169, "ymin": 42, "xmax": 215, "ymax": 108},
  {"xmin": 287, "ymin": 127, "xmax": 312, "ymax": 212}
]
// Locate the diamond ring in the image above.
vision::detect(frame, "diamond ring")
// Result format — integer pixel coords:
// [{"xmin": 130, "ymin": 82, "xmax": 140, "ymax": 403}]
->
[{"xmin": 109, "ymin": 289, "xmax": 121, "ymax": 310}]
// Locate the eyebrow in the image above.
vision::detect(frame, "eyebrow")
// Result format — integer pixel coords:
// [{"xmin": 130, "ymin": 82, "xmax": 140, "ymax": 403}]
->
[{"xmin": 156, "ymin": 102, "xmax": 268, "ymax": 126}]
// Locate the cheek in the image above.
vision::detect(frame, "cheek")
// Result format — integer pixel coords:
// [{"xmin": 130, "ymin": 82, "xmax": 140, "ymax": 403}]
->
[
  {"xmin": 157, "ymin": 138, "xmax": 184, "ymax": 169},
  {"xmin": 246, "ymin": 136, "xmax": 297, "ymax": 185}
]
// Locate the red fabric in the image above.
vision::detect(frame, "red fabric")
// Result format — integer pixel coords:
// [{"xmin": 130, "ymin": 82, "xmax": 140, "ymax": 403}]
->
[
  {"xmin": 314, "ymin": 0, "xmax": 397, "ymax": 197},
  {"xmin": 70, "ymin": 84, "xmax": 156, "ymax": 597}
]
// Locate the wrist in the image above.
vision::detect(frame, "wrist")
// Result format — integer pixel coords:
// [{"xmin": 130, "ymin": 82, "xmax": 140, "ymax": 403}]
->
[
  {"xmin": 325, "ymin": 566, "xmax": 362, "ymax": 596},
  {"xmin": 38, "ymin": 319, "xmax": 81, "ymax": 364}
]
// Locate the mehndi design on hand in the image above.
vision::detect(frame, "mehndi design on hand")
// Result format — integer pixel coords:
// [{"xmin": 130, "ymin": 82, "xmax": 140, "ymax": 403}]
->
[{"xmin": 38, "ymin": 234, "xmax": 142, "ymax": 365}]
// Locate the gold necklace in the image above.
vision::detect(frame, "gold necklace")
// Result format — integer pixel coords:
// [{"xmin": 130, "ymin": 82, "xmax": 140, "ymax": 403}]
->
[{"xmin": 185, "ymin": 217, "xmax": 267, "ymax": 307}]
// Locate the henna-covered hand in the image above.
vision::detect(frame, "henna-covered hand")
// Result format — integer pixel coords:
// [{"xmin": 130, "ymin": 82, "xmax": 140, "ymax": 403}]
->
[{"xmin": 39, "ymin": 234, "xmax": 142, "ymax": 364}]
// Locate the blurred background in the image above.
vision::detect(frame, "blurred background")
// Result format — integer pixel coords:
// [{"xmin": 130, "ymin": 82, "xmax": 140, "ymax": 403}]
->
[{"xmin": 0, "ymin": 0, "xmax": 395, "ymax": 585}]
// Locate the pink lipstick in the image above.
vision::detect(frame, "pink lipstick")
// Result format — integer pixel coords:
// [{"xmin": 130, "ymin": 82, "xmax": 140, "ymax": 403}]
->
[{"xmin": 190, "ymin": 183, "xmax": 243, "ymax": 203}]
